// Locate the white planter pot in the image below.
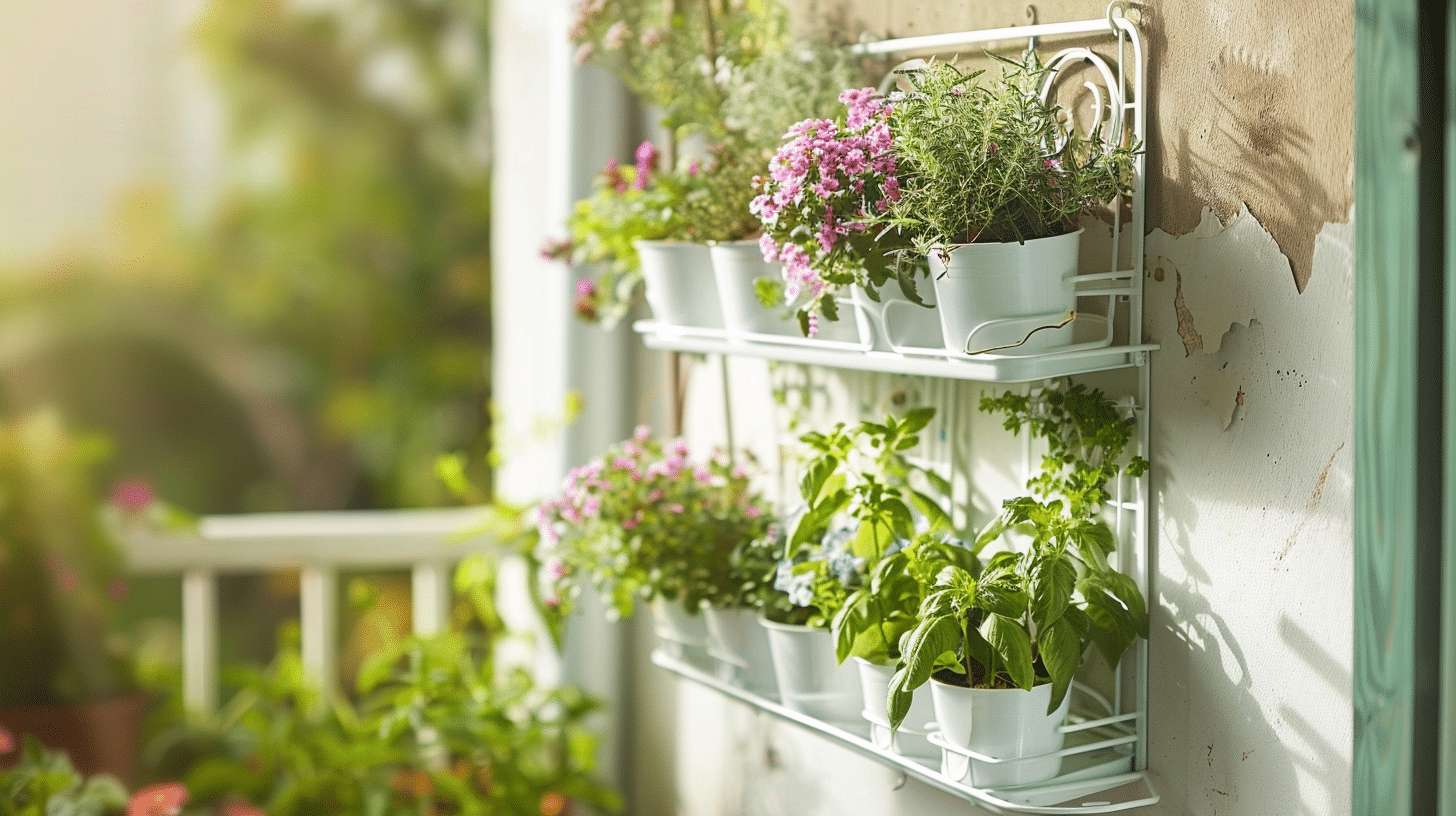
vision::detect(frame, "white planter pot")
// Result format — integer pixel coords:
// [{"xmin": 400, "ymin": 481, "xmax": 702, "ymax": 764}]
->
[
  {"xmin": 704, "ymin": 606, "xmax": 778, "ymax": 698},
  {"xmin": 635, "ymin": 240, "xmax": 723, "ymax": 329},
  {"xmin": 853, "ymin": 657, "xmax": 939, "ymax": 760},
  {"xmin": 929, "ymin": 679, "xmax": 1071, "ymax": 788},
  {"xmin": 870, "ymin": 280, "xmax": 943, "ymax": 353},
  {"xmin": 708, "ymin": 241, "xmax": 798, "ymax": 338},
  {"xmin": 760, "ymin": 618, "xmax": 862, "ymax": 725},
  {"xmin": 651, "ymin": 597, "xmax": 709, "ymax": 662},
  {"xmin": 929, "ymin": 229, "xmax": 1082, "ymax": 355}
]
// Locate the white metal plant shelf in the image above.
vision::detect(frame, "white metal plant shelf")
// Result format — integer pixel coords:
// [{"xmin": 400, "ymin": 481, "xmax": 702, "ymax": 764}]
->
[
  {"xmin": 634, "ymin": 0, "xmax": 1157, "ymax": 385},
  {"xmin": 634, "ymin": 318, "xmax": 1156, "ymax": 384},
  {"xmin": 651, "ymin": 650, "xmax": 1158, "ymax": 814},
  {"xmin": 641, "ymin": 4, "xmax": 1160, "ymax": 814}
]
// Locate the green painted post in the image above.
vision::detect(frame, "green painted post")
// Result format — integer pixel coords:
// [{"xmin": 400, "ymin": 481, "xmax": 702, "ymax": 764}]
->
[{"xmin": 1354, "ymin": 0, "xmax": 1445, "ymax": 813}]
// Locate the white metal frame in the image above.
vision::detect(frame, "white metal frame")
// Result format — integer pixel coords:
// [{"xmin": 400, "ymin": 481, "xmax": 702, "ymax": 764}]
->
[{"xmin": 640, "ymin": 4, "xmax": 1158, "ymax": 812}]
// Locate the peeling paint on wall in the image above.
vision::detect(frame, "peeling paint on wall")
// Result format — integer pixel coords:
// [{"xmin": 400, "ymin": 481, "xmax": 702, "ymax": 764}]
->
[{"xmin": 1144, "ymin": 1, "xmax": 1354, "ymax": 292}]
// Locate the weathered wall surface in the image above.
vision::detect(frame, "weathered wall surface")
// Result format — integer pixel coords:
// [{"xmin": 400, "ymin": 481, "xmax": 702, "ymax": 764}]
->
[{"xmin": 631, "ymin": 2, "xmax": 1356, "ymax": 816}]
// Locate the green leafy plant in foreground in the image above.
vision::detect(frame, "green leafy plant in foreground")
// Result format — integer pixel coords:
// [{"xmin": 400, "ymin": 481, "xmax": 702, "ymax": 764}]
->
[
  {"xmin": 145, "ymin": 556, "xmax": 619, "ymax": 816},
  {"xmin": 887, "ymin": 381, "xmax": 1149, "ymax": 731},
  {"xmin": 0, "ymin": 731, "xmax": 129, "ymax": 816}
]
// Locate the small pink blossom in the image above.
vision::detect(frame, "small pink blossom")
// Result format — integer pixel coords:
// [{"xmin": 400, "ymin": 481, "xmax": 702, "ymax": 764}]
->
[
  {"xmin": 128, "ymin": 783, "xmax": 188, "ymax": 816},
  {"xmin": 633, "ymin": 424, "xmax": 651, "ymax": 443},
  {"xmin": 602, "ymin": 21, "xmax": 629, "ymax": 50},
  {"xmin": 667, "ymin": 503, "xmax": 685, "ymax": 514},
  {"xmin": 220, "ymin": 798, "xmax": 267, "ymax": 816},
  {"xmin": 746, "ymin": 506, "xmax": 763, "ymax": 519},
  {"xmin": 111, "ymin": 478, "xmax": 156, "ymax": 512},
  {"xmin": 0, "ymin": 726, "xmax": 13, "ymax": 754},
  {"xmin": 573, "ymin": 42, "xmax": 595, "ymax": 66}
]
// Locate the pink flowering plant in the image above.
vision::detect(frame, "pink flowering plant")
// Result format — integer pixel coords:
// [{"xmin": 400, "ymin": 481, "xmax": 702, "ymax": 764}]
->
[
  {"xmin": 0, "ymin": 413, "xmax": 140, "ymax": 708},
  {"xmin": 751, "ymin": 87, "xmax": 921, "ymax": 336},
  {"xmin": 880, "ymin": 55, "xmax": 1138, "ymax": 254},
  {"xmin": 547, "ymin": 140, "xmax": 741, "ymax": 328},
  {"xmin": 536, "ymin": 427, "xmax": 772, "ymax": 619}
]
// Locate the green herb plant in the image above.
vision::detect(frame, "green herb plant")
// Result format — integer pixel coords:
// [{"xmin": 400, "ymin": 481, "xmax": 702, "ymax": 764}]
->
[
  {"xmin": 879, "ymin": 55, "xmax": 1138, "ymax": 260},
  {"xmin": 773, "ymin": 408, "xmax": 952, "ymax": 629},
  {"xmin": 831, "ymin": 533, "xmax": 977, "ymax": 667},
  {"xmin": 887, "ymin": 381, "xmax": 1149, "ymax": 732}
]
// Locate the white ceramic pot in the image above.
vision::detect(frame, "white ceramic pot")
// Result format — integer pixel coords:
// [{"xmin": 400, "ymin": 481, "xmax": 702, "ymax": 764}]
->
[
  {"xmin": 635, "ymin": 240, "xmax": 723, "ymax": 329},
  {"xmin": 704, "ymin": 606, "xmax": 778, "ymax": 698},
  {"xmin": 929, "ymin": 679, "xmax": 1071, "ymax": 788},
  {"xmin": 870, "ymin": 280, "xmax": 943, "ymax": 353},
  {"xmin": 651, "ymin": 597, "xmax": 710, "ymax": 663},
  {"xmin": 853, "ymin": 657, "xmax": 939, "ymax": 760},
  {"xmin": 708, "ymin": 241, "xmax": 798, "ymax": 338},
  {"xmin": 929, "ymin": 228, "xmax": 1082, "ymax": 355},
  {"xmin": 760, "ymin": 618, "xmax": 862, "ymax": 725}
]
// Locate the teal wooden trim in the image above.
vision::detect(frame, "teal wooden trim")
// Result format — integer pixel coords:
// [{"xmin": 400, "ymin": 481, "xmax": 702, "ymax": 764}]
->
[
  {"xmin": 1353, "ymin": 0, "xmax": 1424, "ymax": 815},
  {"xmin": 1444, "ymin": 3, "xmax": 1456, "ymax": 811}
]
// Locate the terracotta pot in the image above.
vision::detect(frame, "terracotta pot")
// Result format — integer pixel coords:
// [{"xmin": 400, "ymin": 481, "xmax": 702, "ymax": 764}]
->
[{"xmin": 0, "ymin": 691, "xmax": 151, "ymax": 784}]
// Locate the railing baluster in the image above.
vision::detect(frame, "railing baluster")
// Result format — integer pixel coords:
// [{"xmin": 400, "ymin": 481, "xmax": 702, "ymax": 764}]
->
[
  {"xmin": 300, "ymin": 566, "xmax": 338, "ymax": 694},
  {"xmin": 411, "ymin": 560, "xmax": 451, "ymax": 636},
  {"xmin": 182, "ymin": 569, "xmax": 218, "ymax": 714}
]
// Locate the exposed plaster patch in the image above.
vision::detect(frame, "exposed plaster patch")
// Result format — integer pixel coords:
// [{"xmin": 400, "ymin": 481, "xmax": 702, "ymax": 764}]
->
[
  {"xmin": 1174, "ymin": 270, "xmax": 1204, "ymax": 356},
  {"xmin": 1146, "ymin": 2, "xmax": 1352, "ymax": 292}
]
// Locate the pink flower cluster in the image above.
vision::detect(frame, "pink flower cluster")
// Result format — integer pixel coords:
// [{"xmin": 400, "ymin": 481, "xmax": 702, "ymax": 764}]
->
[
  {"xmin": 751, "ymin": 88, "xmax": 899, "ymax": 330},
  {"xmin": 533, "ymin": 426, "xmax": 771, "ymax": 613}
]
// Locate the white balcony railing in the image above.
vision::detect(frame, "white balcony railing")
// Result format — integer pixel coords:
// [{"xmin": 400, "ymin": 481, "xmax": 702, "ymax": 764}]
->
[{"xmin": 117, "ymin": 507, "xmax": 496, "ymax": 713}]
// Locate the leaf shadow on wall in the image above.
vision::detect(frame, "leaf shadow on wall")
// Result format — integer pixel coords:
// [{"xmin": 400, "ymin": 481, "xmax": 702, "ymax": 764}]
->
[{"xmin": 1150, "ymin": 478, "xmax": 1303, "ymax": 812}]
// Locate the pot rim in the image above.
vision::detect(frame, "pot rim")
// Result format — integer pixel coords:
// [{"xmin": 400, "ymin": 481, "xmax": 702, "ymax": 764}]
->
[{"xmin": 933, "ymin": 226, "xmax": 1086, "ymax": 253}]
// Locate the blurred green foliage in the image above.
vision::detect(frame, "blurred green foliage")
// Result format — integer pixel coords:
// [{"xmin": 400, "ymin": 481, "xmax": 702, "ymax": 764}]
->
[
  {"xmin": 191, "ymin": 0, "xmax": 495, "ymax": 508},
  {"xmin": 0, "ymin": 0, "xmax": 495, "ymax": 512}
]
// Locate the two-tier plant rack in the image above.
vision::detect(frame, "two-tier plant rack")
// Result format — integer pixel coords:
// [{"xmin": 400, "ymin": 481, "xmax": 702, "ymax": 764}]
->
[{"xmin": 634, "ymin": 4, "xmax": 1158, "ymax": 812}]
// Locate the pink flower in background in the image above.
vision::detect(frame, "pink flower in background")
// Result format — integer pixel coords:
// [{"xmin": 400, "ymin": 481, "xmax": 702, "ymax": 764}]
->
[
  {"xmin": 746, "ymin": 506, "xmax": 763, "ymax": 519},
  {"xmin": 128, "ymin": 783, "xmax": 188, "ymax": 816},
  {"xmin": 108, "ymin": 579, "xmax": 128, "ymax": 602},
  {"xmin": 220, "ymin": 800, "xmax": 266, "ymax": 816},
  {"xmin": 0, "ymin": 726, "xmax": 13, "ymax": 754},
  {"xmin": 632, "ymin": 141, "xmax": 659, "ymax": 189},
  {"xmin": 639, "ymin": 27, "xmax": 664, "ymax": 47},
  {"xmin": 633, "ymin": 424, "xmax": 651, "ymax": 443},
  {"xmin": 602, "ymin": 21, "xmax": 629, "ymax": 50},
  {"xmin": 111, "ymin": 478, "xmax": 156, "ymax": 512},
  {"xmin": 573, "ymin": 42, "xmax": 595, "ymax": 66}
]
